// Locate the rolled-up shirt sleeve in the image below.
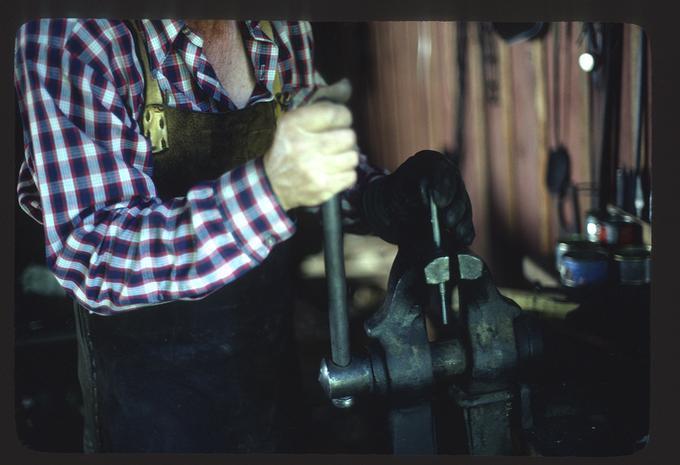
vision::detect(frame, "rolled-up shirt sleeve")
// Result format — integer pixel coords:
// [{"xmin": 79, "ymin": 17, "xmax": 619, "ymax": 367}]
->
[{"xmin": 14, "ymin": 20, "xmax": 295, "ymax": 315}]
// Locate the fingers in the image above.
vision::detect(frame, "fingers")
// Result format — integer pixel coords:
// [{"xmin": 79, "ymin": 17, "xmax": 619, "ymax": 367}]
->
[
  {"xmin": 305, "ymin": 129, "xmax": 356, "ymax": 154},
  {"xmin": 443, "ymin": 197, "xmax": 467, "ymax": 229},
  {"xmin": 286, "ymin": 101, "xmax": 353, "ymax": 132},
  {"xmin": 456, "ymin": 219, "xmax": 475, "ymax": 246},
  {"xmin": 453, "ymin": 196, "xmax": 475, "ymax": 246},
  {"xmin": 325, "ymin": 150, "xmax": 359, "ymax": 172},
  {"xmin": 433, "ymin": 170, "xmax": 473, "ymax": 245},
  {"xmin": 327, "ymin": 170, "xmax": 358, "ymax": 192},
  {"xmin": 309, "ymin": 171, "xmax": 358, "ymax": 206},
  {"xmin": 430, "ymin": 160, "xmax": 471, "ymax": 244},
  {"xmin": 264, "ymin": 99, "xmax": 360, "ymax": 210},
  {"xmin": 431, "ymin": 167, "xmax": 458, "ymax": 207},
  {"xmin": 410, "ymin": 150, "xmax": 459, "ymax": 208},
  {"xmin": 382, "ymin": 149, "xmax": 474, "ymax": 248}
]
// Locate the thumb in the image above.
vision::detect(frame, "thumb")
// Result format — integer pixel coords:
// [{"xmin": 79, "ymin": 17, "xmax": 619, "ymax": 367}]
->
[
  {"xmin": 287, "ymin": 101, "xmax": 353, "ymax": 132},
  {"xmin": 307, "ymin": 78, "xmax": 353, "ymax": 105}
]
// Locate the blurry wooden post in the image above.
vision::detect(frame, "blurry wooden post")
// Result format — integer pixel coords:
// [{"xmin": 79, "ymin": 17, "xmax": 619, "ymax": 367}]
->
[
  {"xmin": 465, "ymin": 22, "xmax": 491, "ymax": 260},
  {"xmin": 534, "ymin": 31, "xmax": 551, "ymax": 255}
]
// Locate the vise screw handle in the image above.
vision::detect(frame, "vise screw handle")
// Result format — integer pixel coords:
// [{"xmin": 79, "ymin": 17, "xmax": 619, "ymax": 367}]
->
[
  {"xmin": 322, "ymin": 195, "xmax": 355, "ymax": 408},
  {"xmin": 322, "ymin": 195, "xmax": 351, "ymax": 368}
]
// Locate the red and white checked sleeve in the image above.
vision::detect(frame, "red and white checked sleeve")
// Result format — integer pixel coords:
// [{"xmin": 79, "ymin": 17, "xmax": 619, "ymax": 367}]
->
[{"xmin": 14, "ymin": 20, "xmax": 295, "ymax": 314}]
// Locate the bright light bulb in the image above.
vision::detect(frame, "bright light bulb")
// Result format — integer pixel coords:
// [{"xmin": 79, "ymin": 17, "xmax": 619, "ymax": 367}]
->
[
  {"xmin": 579, "ymin": 52, "xmax": 595, "ymax": 72},
  {"xmin": 587, "ymin": 222, "xmax": 598, "ymax": 236}
]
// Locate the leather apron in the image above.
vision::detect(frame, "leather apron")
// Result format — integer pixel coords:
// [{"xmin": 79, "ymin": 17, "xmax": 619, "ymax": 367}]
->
[{"xmin": 73, "ymin": 20, "xmax": 299, "ymax": 453}]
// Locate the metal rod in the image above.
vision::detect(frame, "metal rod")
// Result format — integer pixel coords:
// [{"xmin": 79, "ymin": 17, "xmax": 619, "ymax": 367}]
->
[
  {"xmin": 322, "ymin": 195, "xmax": 351, "ymax": 367},
  {"xmin": 438, "ymin": 285, "xmax": 448, "ymax": 325},
  {"xmin": 429, "ymin": 194, "xmax": 448, "ymax": 325},
  {"xmin": 429, "ymin": 196, "xmax": 441, "ymax": 246}
]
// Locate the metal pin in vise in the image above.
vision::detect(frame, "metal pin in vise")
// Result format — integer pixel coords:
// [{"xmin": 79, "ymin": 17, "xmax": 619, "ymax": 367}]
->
[{"xmin": 424, "ymin": 193, "xmax": 450, "ymax": 325}]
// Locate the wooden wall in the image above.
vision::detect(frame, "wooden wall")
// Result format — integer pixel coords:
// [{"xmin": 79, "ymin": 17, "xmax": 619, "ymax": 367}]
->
[{"xmin": 313, "ymin": 22, "xmax": 650, "ymax": 286}]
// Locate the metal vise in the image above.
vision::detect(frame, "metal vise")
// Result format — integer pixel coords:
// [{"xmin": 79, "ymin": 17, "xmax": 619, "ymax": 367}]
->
[{"xmin": 318, "ymin": 249, "xmax": 542, "ymax": 455}]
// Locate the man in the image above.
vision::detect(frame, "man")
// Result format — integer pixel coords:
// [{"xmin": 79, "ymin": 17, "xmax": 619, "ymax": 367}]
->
[{"xmin": 14, "ymin": 19, "xmax": 474, "ymax": 453}]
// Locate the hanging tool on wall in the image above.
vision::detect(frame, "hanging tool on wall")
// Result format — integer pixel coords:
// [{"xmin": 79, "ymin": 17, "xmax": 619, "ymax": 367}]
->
[
  {"xmin": 633, "ymin": 30, "xmax": 648, "ymax": 220},
  {"xmin": 615, "ymin": 28, "xmax": 649, "ymax": 219},
  {"xmin": 479, "ymin": 22, "xmax": 500, "ymax": 104},
  {"xmin": 596, "ymin": 24, "xmax": 624, "ymax": 212},
  {"xmin": 579, "ymin": 23, "xmax": 605, "ymax": 211},
  {"xmin": 449, "ymin": 22, "xmax": 468, "ymax": 162},
  {"xmin": 491, "ymin": 22, "xmax": 549, "ymax": 44},
  {"xmin": 546, "ymin": 25, "xmax": 580, "ymax": 235}
]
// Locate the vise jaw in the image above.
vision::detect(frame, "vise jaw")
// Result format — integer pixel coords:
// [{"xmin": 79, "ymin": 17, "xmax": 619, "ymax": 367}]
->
[{"xmin": 318, "ymin": 250, "xmax": 542, "ymax": 455}]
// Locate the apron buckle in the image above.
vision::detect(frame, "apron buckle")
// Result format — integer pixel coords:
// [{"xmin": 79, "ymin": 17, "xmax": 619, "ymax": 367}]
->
[{"xmin": 143, "ymin": 104, "xmax": 169, "ymax": 153}]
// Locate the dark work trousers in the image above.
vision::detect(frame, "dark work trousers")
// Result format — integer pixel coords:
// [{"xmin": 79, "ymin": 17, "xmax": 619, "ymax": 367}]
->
[{"xmin": 73, "ymin": 20, "xmax": 301, "ymax": 453}]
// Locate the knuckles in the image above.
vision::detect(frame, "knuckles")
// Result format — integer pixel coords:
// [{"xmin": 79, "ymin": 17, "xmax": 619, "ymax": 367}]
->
[
  {"xmin": 350, "ymin": 150, "xmax": 360, "ymax": 167},
  {"xmin": 268, "ymin": 102, "xmax": 358, "ymax": 208},
  {"xmin": 336, "ymin": 105, "xmax": 353, "ymax": 126},
  {"xmin": 346, "ymin": 130, "xmax": 358, "ymax": 147}
]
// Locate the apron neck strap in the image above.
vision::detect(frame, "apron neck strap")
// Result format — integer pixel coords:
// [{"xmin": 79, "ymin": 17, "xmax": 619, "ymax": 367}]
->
[
  {"xmin": 126, "ymin": 20, "xmax": 165, "ymax": 107},
  {"xmin": 259, "ymin": 21, "xmax": 285, "ymax": 118}
]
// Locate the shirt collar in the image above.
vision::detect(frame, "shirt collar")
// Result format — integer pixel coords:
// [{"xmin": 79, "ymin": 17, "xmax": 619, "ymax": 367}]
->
[
  {"xmin": 138, "ymin": 19, "xmax": 187, "ymax": 75},
  {"xmin": 245, "ymin": 20, "xmax": 275, "ymax": 42},
  {"xmin": 139, "ymin": 20, "xmax": 277, "ymax": 75}
]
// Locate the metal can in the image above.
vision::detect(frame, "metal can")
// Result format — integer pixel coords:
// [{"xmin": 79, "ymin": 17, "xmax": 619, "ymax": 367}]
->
[
  {"xmin": 614, "ymin": 215, "xmax": 643, "ymax": 246},
  {"xmin": 588, "ymin": 210, "xmax": 643, "ymax": 247},
  {"xmin": 559, "ymin": 249, "xmax": 610, "ymax": 288},
  {"xmin": 613, "ymin": 245, "xmax": 651, "ymax": 285},
  {"xmin": 600, "ymin": 214, "xmax": 642, "ymax": 246},
  {"xmin": 555, "ymin": 235, "xmax": 605, "ymax": 271},
  {"xmin": 598, "ymin": 214, "xmax": 620, "ymax": 245}
]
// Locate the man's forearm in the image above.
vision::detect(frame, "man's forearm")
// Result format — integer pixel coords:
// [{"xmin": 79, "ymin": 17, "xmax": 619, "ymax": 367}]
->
[{"xmin": 49, "ymin": 159, "xmax": 295, "ymax": 314}]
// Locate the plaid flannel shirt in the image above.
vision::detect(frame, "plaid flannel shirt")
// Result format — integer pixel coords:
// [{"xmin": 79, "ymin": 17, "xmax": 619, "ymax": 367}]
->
[{"xmin": 14, "ymin": 19, "xmax": 384, "ymax": 314}]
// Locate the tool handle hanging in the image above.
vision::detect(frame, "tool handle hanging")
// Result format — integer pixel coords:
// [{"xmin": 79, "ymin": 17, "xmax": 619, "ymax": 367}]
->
[{"xmin": 322, "ymin": 195, "xmax": 351, "ymax": 368}]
